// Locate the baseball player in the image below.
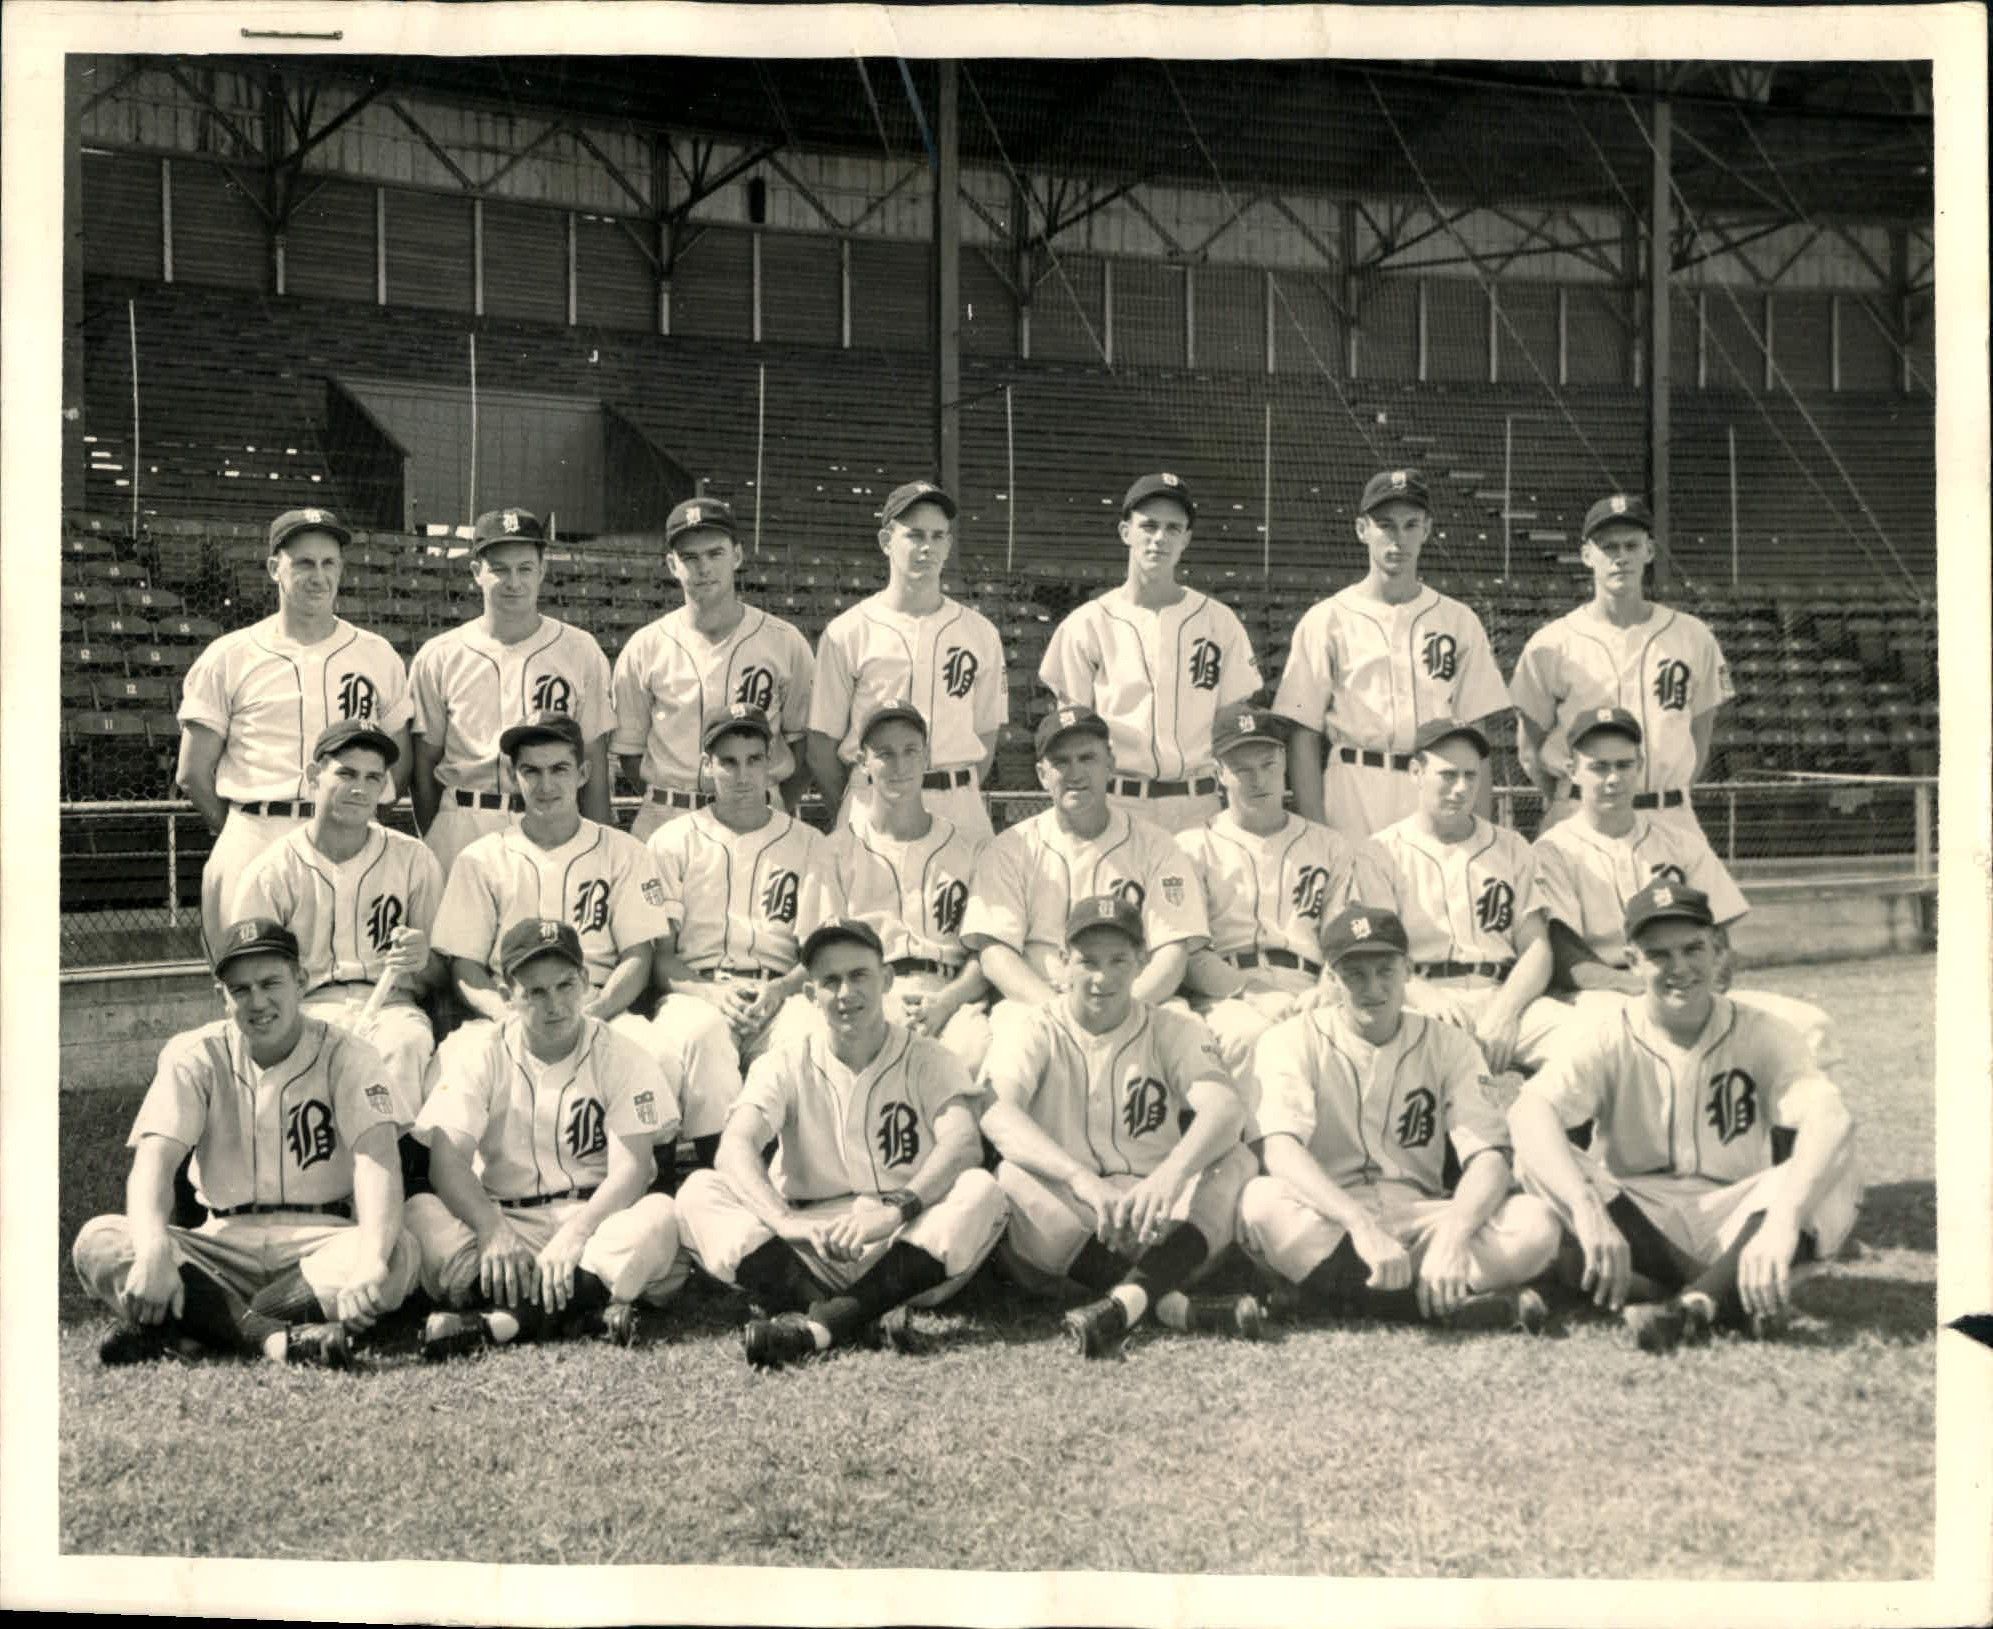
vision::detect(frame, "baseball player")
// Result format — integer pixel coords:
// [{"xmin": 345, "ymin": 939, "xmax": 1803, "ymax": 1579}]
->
[
  {"xmin": 1508, "ymin": 881, "xmax": 1860, "ymax": 1352},
  {"xmin": 1239, "ymin": 906, "xmax": 1558, "ymax": 1331},
  {"xmin": 410, "ymin": 919, "xmax": 687, "ymax": 1357},
  {"xmin": 978, "ymin": 895, "xmax": 1260, "ymax": 1358},
  {"xmin": 804, "ymin": 480, "xmax": 1007, "ymax": 838},
  {"xmin": 1357, "ymin": 718, "xmax": 1572, "ymax": 1075},
  {"xmin": 802, "ymin": 701, "xmax": 993, "ymax": 1071},
  {"xmin": 409, "ymin": 507, "xmax": 616, "ymax": 875},
  {"xmin": 961, "ymin": 705, "xmax": 1210, "ymax": 1020},
  {"xmin": 1511, "ymin": 493, "xmax": 1732, "ymax": 838},
  {"xmin": 1272, "ymin": 468, "xmax": 1509, "ymax": 840},
  {"xmin": 1174, "ymin": 701, "xmax": 1388, "ymax": 1081},
  {"xmin": 1531, "ymin": 707, "xmax": 1839, "ymax": 1064},
  {"xmin": 612, "ymin": 496, "xmax": 815, "ymax": 843},
  {"xmin": 675, "ymin": 918, "xmax": 1009, "ymax": 1369},
  {"xmin": 232, "ymin": 719, "xmax": 446, "ymax": 1122},
  {"xmin": 1037, "ymin": 473, "xmax": 1261, "ymax": 833},
  {"xmin": 177, "ymin": 506, "xmax": 412, "ymax": 958},
  {"xmin": 72, "ymin": 919, "xmax": 418, "ymax": 1369}
]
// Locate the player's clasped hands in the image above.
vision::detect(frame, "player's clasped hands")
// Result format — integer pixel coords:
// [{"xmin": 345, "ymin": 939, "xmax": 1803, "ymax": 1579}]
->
[
  {"xmin": 1107, "ymin": 1171, "xmax": 1182, "ymax": 1255},
  {"xmin": 1475, "ymin": 1006, "xmax": 1523, "ymax": 1074},
  {"xmin": 382, "ymin": 925, "xmax": 429, "ymax": 980},
  {"xmin": 536, "ymin": 1225, "xmax": 588, "ymax": 1314},
  {"xmin": 476, "ymin": 1218, "xmax": 540, "ymax": 1308},
  {"xmin": 1349, "ymin": 1217, "xmax": 1413, "ymax": 1292},
  {"xmin": 123, "ymin": 1235, "xmax": 186, "ymax": 1325},
  {"xmin": 813, "ymin": 1197, "xmax": 902, "ymax": 1263}
]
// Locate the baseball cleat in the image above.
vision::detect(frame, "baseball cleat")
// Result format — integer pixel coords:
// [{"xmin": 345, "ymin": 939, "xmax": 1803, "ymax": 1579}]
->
[
  {"xmin": 1064, "ymin": 1295, "xmax": 1132, "ymax": 1360},
  {"xmin": 283, "ymin": 1322, "xmax": 352, "ymax": 1369},
  {"xmin": 1743, "ymin": 1308, "xmax": 1788, "ymax": 1342},
  {"xmin": 1623, "ymin": 1298, "xmax": 1689, "ymax": 1354},
  {"xmin": 1439, "ymin": 1287, "xmax": 1551, "ymax": 1334},
  {"xmin": 600, "ymin": 1303, "xmax": 640, "ymax": 1348},
  {"xmin": 421, "ymin": 1309, "xmax": 493, "ymax": 1362},
  {"xmin": 97, "ymin": 1323, "xmax": 205, "ymax": 1368},
  {"xmin": 872, "ymin": 1304, "xmax": 932, "ymax": 1356},
  {"xmin": 1515, "ymin": 1287, "xmax": 1551, "ymax": 1335},
  {"xmin": 1163, "ymin": 1292, "xmax": 1269, "ymax": 1340},
  {"xmin": 743, "ymin": 1312, "xmax": 819, "ymax": 1370},
  {"xmin": 1677, "ymin": 1292, "xmax": 1717, "ymax": 1347}
]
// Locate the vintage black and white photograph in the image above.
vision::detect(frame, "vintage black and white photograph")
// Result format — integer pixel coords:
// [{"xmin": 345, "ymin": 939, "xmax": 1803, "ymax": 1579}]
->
[{"xmin": 3, "ymin": 3, "xmax": 1987, "ymax": 1623}]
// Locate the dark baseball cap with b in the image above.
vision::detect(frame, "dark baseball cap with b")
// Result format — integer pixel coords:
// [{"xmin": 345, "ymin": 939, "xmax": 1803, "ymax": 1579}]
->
[
  {"xmin": 1034, "ymin": 704, "xmax": 1111, "ymax": 759},
  {"xmin": 1413, "ymin": 716, "xmax": 1490, "ymax": 757},
  {"xmin": 1568, "ymin": 706, "xmax": 1643, "ymax": 753},
  {"xmin": 1623, "ymin": 879, "xmax": 1715, "ymax": 942},
  {"xmin": 1321, "ymin": 905, "xmax": 1411, "ymax": 965},
  {"xmin": 499, "ymin": 710, "xmax": 584, "ymax": 759},
  {"xmin": 1065, "ymin": 893, "xmax": 1145, "ymax": 949},
  {"xmin": 267, "ymin": 507, "xmax": 351, "ymax": 555},
  {"xmin": 213, "ymin": 917, "xmax": 301, "ymax": 977},
  {"xmin": 859, "ymin": 699, "xmax": 929, "ymax": 748},
  {"xmin": 1582, "ymin": 493, "xmax": 1655, "ymax": 539},
  {"xmin": 499, "ymin": 917, "xmax": 587, "ymax": 981},
  {"xmin": 665, "ymin": 496, "xmax": 738, "ymax": 549},
  {"xmin": 799, "ymin": 916, "xmax": 887, "ymax": 968},
  {"xmin": 702, "ymin": 701, "xmax": 773, "ymax": 751},
  {"xmin": 1358, "ymin": 468, "xmax": 1433, "ymax": 516},
  {"xmin": 470, "ymin": 507, "xmax": 549, "ymax": 554},
  {"xmin": 1212, "ymin": 702, "xmax": 1286, "ymax": 758},
  {"xmin": 881, "ymin": 480, "xmax": 958, "ymax": 525},
  {"xmin": 312, "ymin": 717, "xmax": 400, "ymax": 768},
  {"xmin": 1121, "ymin": 472, "xmax": 1196, "ymax": 524}
]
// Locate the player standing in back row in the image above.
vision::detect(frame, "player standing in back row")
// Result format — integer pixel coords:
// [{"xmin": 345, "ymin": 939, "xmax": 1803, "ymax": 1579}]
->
[
  {"xmin": 805, "ymin": 481, "xmax": 1007, "ymax": 839},
  {"xmin": 1038, "ymin": 473, "xmax": 1261, "ymax": 834},
  {"xmin": 1273, "ymin": 469, "xmax": 1508, "ymax": 841}
]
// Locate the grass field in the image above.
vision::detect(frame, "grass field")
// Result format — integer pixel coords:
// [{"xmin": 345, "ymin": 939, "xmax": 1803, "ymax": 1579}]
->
[{"xmin": 56, "ymin": 955, "xmax": 1937, "ymax": 1577}]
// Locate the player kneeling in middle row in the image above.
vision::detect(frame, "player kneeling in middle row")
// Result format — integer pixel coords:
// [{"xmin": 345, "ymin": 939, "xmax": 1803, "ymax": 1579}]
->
[{"xmin": 1241, "ymin": 906, "xmax": 1558, "ymax": 1333}]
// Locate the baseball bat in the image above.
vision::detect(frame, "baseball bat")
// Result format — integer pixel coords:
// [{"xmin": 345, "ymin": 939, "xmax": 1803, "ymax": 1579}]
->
[{"xmin": 357, "ymin": 927, "xmax": 414, "ymax": 1023}]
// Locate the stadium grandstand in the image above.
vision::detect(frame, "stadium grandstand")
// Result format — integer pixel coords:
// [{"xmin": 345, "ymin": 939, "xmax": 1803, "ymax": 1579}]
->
[{"xmin": 59, "ymin": 54, "xmax": 1937, "ymax": 969}]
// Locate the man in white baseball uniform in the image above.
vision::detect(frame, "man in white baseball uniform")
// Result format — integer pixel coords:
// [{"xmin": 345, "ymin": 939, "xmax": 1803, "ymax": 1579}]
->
[
  {"xmin": 409, "ymin": 507, "xmax": 616, "ymax": 876},
  {"xmin": 1512, "ymin": 494, "xmax": 1732, "ymax": 838},
  {"xmin": 961, "ymin": 706, "xmax": 1210, "ymax": 1022},
  {"xmin": 72, "ymin": 919, "xmax": 418, "ymax": 1369},
  {"xmin": 1508, "ymin": 881, "xmax": 1859, "ymax": 1352},
  {"xmin": 1038, "ymin": 473, "xmax": 1262, "ymax": 834},
  {"xmin": 803, "ymin": 701, "xmax": 993, "ymax": 1071},
  {"xmin": 612, "ymin": 496, "xmax": 815, "ymax": 842},
  {"xmin": 177, "ymin": 507, "xmax": 412, "ymax": 958},
  {"xmin": 1175, "ymin": 702, "xmax": 1387, "ymax": 1081},
  {"xmin": 1240, "ymin": 906, "xmax": 1557, "ymax": 1331},
  {"xmin": 1531, "ymin": 707, "xmax": 1838, "ymax": 1064},
  {"xmin": 979, "ymin": 895, "xmax": 1260, "ymax": 1358},
  {"xmin": 1273, "ymin": 469, "xmax": 1509, "ymax": 840},
  {"xmin": 804, "ymin": 480, "xmax": 1007, "ymax": 839},
  {"xmin": 233, "ymin": 720, "xmax": 446, "ymax": 1123},
  {"xmin": 1359, "ymin": 718, "xmax": 1572, "ymax": 1075},
  {"xmin": 676, "ymin": 918, "xmax": 1008, "ymax": 1369},
  {"xmin": 411, "ymin": 919, "xmax": 687, "ymax": 1357}
]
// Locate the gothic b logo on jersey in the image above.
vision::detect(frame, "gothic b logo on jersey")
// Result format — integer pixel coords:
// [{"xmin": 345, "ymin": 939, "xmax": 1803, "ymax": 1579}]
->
[
  {"xmin": 565, "ymin": 1098, "xmax": 607, "ymax": 1160},
  {"xmin": 1652, "ymin": 659, "xmax": 1691, "ymax": 712},
  {"xmin": 1395, "ymin": 1087, "xmax": 1437, "ymax": 1148},
  {"xmin": 365, "ymin": 892, "xmax": 404, "ymax": 953},
  {"xmin": 1187, "ymin": 638, "xmax": 1221, "ymax": 691},
  {"xmin": 734, "ymin": 666, "xmax": 776, "ymax": 712},
  {"xmin": 572, "ymin": 878, "xmax": 609, "ymax": 933},
  {"xmin": 286, "ymin": 1100, "xmax": 335, "ymax": 1169},
  {"xmin": 931, "ymin": 878, "xmax": 968, "ymax": 937},
  {"xmin": 1111, "ymin": 878, "xmax": 1146, "ymax": 912},
  {"xmin": 1291, "ymin": 866, "xmax": 1332, "ymax": 921},
  {"xmin": 942, "ymin": 647, "xmax": 978, "ymax": 699},
  {"xmin": 337, "ymin": 671, "xmax": 378, "ymax": 720},
  {"xmin": 1123, "ymin": 1077, "xmax": 1169, "ymax": 1138},
  {"xmin": 1650, "ymin": 862, "xmax": 1688, "ymax": 886},
  {"xmin": 876, "ymin": 1102, "xmax": 921, "ymax": 1168},
  {"xmin": 1421, "ymin": 632, "xmax": 1458, "ymax": 681},
  {"xmin": 532, "ymin": 673, "xmax": 574, "ymax": 713},
  {"xmin": 1706, "ymin": 1069, "xmax": 1758, "ymax": 1144},
  {"xmin": 762, "ymin": 871, "xmax": 799, "ymax": 925},
  {"xmin": 1475, "ymin": 878, "xmax": 1515, "ymax": 934}
]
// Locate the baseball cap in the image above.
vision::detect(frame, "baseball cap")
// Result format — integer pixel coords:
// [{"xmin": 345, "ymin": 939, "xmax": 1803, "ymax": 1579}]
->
[
  {"xmin": 799, "ymin": 917, "xmax": 887, "ymax": 968},
  {"xmin": 665, "ymin": 497, "xmax": 738, "ymax": 549},
  {"xmin": 701, "ymin": 701, "xmax": 773, "ymax": 751},
  {"xmin": 312, "ymin": 718, "xmax": 400, "ymax": 768},
  {"xmin": 1065, "ymin": 893, "xmax": 1145, "ymax": 949},
  {"xmin": 1567, "ymin": 706, "xmax": 1643, "ymax": 753},
  {"xmin": 212, "ymin": 917, "xmax": 301, "ymax": 977},
  {"xmin": 880, "ymin": 480, "xmax": 958, "ymax": 526},
  {"xmin": 1120, "ymin": 472, "xmax": 1196, "ymax": 524},
  {"xmin": 267, "ymin": 507, "xmax": 351, "ymax": 555},
  {"xmin": 1622, "ymin": 880, "xmax": 1715, "ymax": 941},
  {"xmin": 1357, "ymin": 468, "xmax": 1433, "ymax": 516},
  {"xmin": 1582, "ymin": 493, "xmax": 1655, "ymax": 539},
  {"xmin": 1412, "ymin": 716, "xmax": 1490, "ymax": 757},
  {"xmin": 1212, "ymin": 702, "xmax": 1286, "ymax": 758},
  {"xmin": 858, "ymin": 699, "xmax": 929, "ymax": 749},
  {"xmin": 498, "ymin": 710, "xmax": 584, "ymax": 759},
  {"xmin": 1033, "ymin": 704, "xmax": 1112, "ymax": 760},
  {"xmin": 1320, "ymin": 906, "xmax": 1412, "ymax": 965},
  {"xmin": 498, "ymin": 917, "xmax": 587, "ymax": 981},
  {"xmin": 470, "ymin": 507, "xmax": 549, "ymax": 554}
]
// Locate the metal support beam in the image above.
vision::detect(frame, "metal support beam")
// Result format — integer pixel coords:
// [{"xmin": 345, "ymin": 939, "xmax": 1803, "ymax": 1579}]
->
[
  {"xmin": 1645, "ymin": 97, "xmax": 1673, "ymax": 590},
  {"xmin": 932, "ymin": 60, "xmax": 961, "ymax": 498}
]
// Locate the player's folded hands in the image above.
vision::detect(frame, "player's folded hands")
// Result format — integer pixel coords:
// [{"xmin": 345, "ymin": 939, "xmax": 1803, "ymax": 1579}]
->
[
  {"xmin": 477, "ymin": 1221, "xmax": 538, "ymax": 1307},
  {"xmin": 820, "ymin": 1197, "xmax": 901, "ymax": 1261},
  {"xmin": 1475, "ymin": 1008, "xmax": 1521, "ymax": 1073},
  {"xmin": 124, "ymin": 1237, "xmax": 185, "ymax": 1325},
  {"xmin": 1116, "ymin": 1173, "xmax": 1180, "ymax": 1252},
  {"xmin": 1352, "ymin": 1219, "xmax": 1413, "ymax": 1291}
]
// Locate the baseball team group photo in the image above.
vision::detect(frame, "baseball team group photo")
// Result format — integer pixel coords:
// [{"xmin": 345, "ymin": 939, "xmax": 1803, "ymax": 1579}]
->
[{"xmin": 21, "ymin": 27, "xmax": 1972, "ymax": 1595}]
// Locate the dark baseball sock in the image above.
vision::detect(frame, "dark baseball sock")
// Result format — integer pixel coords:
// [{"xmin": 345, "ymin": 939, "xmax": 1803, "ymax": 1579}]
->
[
  {"xmin": 239, "ymin": 1265, "xmax": 329, "ymax": 1343},
  {"xmin": 398, "ymin": 1133, "xmax": 433, "ymax": 1199},
  {"xmin": 489, "ymin": 1270, "xmax": 612, "ymax": 1343},
  {"xmin": 1607, "ymin": 1195, "xmax": 1698, "ymax": 1292},
  {"xmin": 648, "ymin": 1140, "xmax": 680, "ymax": 1195},
  {"xmin": 1124, "ymin": 1222, "xmax": 1209, "ymax": 1300},
  {"xmin": 809, "ymin": 1242, "xmax": 948, "ymax": 1345},
  {"xmin": 734, "ymin": 1237, "xmax": 826, "ymax": 1315},
  {"xmin": 174, "ymin": 1264, "xmax": 255, "ymax": 1352},
  {"xmin": 1684, "ymin": 1210, "xmax": 1768, "ymax": 1326},
  {"xmin": 1299, "ymin": 1237, "xmax": 1370, "ymax": 1308},
  {"xmin": 169, "ymin": 1154, "xmax": 207, "ymax": 1229},
  {"xmin": 1067, "ymin": 1237, "xmax": 1130, "ymax": 1294},
  {"xmin": 692, "ymin": 1135, "xmax": 723, "ymax": 1170}
]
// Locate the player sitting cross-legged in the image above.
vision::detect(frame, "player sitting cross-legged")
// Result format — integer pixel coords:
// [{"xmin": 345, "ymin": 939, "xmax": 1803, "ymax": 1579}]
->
[
  {"xmin": 1239, "ymin": 906, "xmax": 1558, "ymax": 1333},
  {"xmin": 412, "ymin": 919, "xmax": 687, "ymax": 1358},
  {"xmin": 674, "ymin": 918, "xmax": 1009, "ymax": 1370},
  {"xmin": 978, "ymin": 895, "xmax": 1262, "ymax": 1359},
  {"xmin": 72, "ymin": 919, "xmax": 419, "ymax": 1369},
  {"xmin": 1507, "ymin": 881, "xmax": 1860, "ymax": 1353}
]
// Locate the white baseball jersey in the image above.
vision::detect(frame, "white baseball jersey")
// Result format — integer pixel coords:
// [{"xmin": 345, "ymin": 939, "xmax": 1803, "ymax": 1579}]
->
[
  {"xmin": 648, "ymin": 808, "xmax": 827, "ymax": 973},
  {"xmin": 732, "ymin": 1023, "xmax": 977, "ymax": 1203},
  {"xmin": 807, "ymin": 817, "xmax": 984, "ymax": 968},
  {"xmin": 979, "ymin": 999, "xmax": 1234, "ymax": 1178},
  {"xmin": 409, "ymin": 617, "xmax": 615, "ymax": 792},
  {"xmin": 1509, "ymin": 605, "xmax": 1733, "ymax": 790},
  {"xmin": 1532, "ymin": 816, "xmax": 1748, "ymax": 967},
  {"xmin": 131, "ymin": 1016, "xmax": 400, "ymax": 1210},
  {"xmin": 1273, "ymin": 585, "xmax": 1509, "ymax": 753},
  {"xmin": 1252, "ymin": 1006, "xmax": 1505, "ymax": 1197},
  {"xmin": 611, "ymin": 605, "xmax": 814, "ymax": 792},
  {"xmin": 1362, "ymin": 816, "xmax": 1544, "ymax": 967},
  {"xmin": 961, "ymin": 807, "xmax": 1209, "ymax": 982},
  {"xmin": 178, "ymin": 617, "xmax": 412, "ymax": 803},
  {"xmin": 232, "ymin": 824, "xmax": 446, "ymax": 992},
  {"xmin": 1521, "ymin": 995, "xmax": 1843, "ymax": 1184},
  {"xmin": 1177, "ymin": 813, "xmax": 1383, "ymax": 963},
  {"xmin": 433, "ymin": 819, "xmax": 672, "ymax": 988},
  {"xmin": 808, "ymin": 593, "xmax": 1008, "ymax": 770},
  {"xmin": 1038, "ymin": 589, "xmax": 1260, "ymax": 780},
  {"xmin": 416, "ymin": 1014, "xmax": 677, "ymax": 1200}
]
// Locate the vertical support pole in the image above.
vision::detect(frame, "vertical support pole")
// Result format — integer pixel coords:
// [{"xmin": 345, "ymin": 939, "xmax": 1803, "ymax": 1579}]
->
[
  {"xmin": 375, "ymin": 187, "xmax": 387, "ymax": 305},
  {"xmin": 1186, "ymin": 264, "xmax": 1199, "ymax": 371},
  {"xmin": 1415, "ymin": 278, "xmax": 1429, "ymax": 381},
  {"xmin": 1503, "ymin": 415, "xmax": 1514, "ymax": 580},
  {"xmin": 932, "ymin": 59, "xmax": 962, "ymax": 500},
  {"xmin": 1341, "ymin": 200, "xmax": 1360, "ymax": 379},
  {"xmin": 128, "ymin": 299, "xmax": 140, "ymax": 538},
  {"xmin": 64, "ymin": 58, "xmax": 87, "ymax": 514},
  {"xmin": 1830, "ymin": 293, "xmax": 1842, "ymax": 391},
  {"xmin": 1726, "ymin": 789, "xmax": 1737, "ymax": 863},
  {"xmin": 751, "ymin": 230, "xmax": 763, "ymax": 343},
  {"xmin": 1261, "ymin": 269, "xmax": 1273, "ymax": 376},
  {"xmin": 467, "ymin": 333, "xmax": 478, "ymax": 523},
  {"xmin": 1556, "ymin": 286, "xmax": 1569, "ymax": 384},
  {"xmin": 566, "ymin": 212, "xmax": 578, "ymax": 327},
  {"xmin": 654, "ymin": 133, "xmax": 671, "ymax": 337},
  {"xmin": 1262, "ymin": 399, "xmax": 1272, "ymax": 582},
  {"xmin": 1645, "ymin": 97, "xmax": 1673, "ymax": 593},
  {"xmin": 1914, "ymin": 780, "xmax": 1932, "ymax": 879},
  {"xmin": 1889, "ymin": 228, "xmax": 1911, "ymax": 396},
  {"xmin": 1487, "ymin": 282, "xmax": 1499, "ymax": 383},
  {"xmin": 1101, "ymin": 258, "xmax": 1115, "ymax": 368},
  {"xmin": 472, "ymin": 198, "xmax": 485, "ymax": 317},
  {"xmin": 161, "ymin": 158, "xmax": 174, "ymax": 283},
  {"xmin": 1004, "ymin": 384, "xmax": 1015, "ymax": 573},
  {"xmin": 1697, "ymin": 288, "xmax": 1708, "ymax": 388},
  {"xmin": 1761, "ymin": 292, "xmax": 1775, "ymax": 391},
  {"xmin": 754, "ymin": 363, "xmax": 766, "ymax": 556},
  {"xmin": 166, "ymin": 811, "xmax": 180, "ymax": 927},
  {"xmin": 840, "ymin": 237, "xmax": 853, "ymax": 349},
  {"xmin": 1728, "ymin": 425, "xmax": 1739, "ymax": 587}
]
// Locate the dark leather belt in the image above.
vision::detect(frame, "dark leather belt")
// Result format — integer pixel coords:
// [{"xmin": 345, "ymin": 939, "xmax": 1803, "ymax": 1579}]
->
[
  {"xmin": 647, "ymin": 786, "xmax": 710, "ymax": 809},
  {"xmin": 1336, "ymin": 747, "xmax": 1414, "ymax": 772},
  {"xmin": 1567, "ymin": 786, "xmax": 1685, "ymax": 809},
  {"xmin": 696, "ymin": 965, "xmax": 779, "ymax": 983},
  {"xmin": 1415, "ymin": 959, "xmax": 1516, "ymax": 979},
  {"xmin": 498, "ymin": 1185, "xmax": 599, "ymax": 1210},
  {"xmin": 233, "ymin": 801, "xmax": 313, "ymax": 818},
  {"xmin": 1108, "ymin": 775, "xmax": 1219, "ymax": 798},
  {"xmin": 923, "ymin": 767, "xmax": 974, "ymax": 789},
  {"xmin": 1224, "ymin": 948, "xmax": 1323, "ymax": 976},
  {"xmin": 210, "ymin": 1198, "xmax": 352, "ymax": 1220},
  {"xmin": 888, "ymin": 956, "xmax": 956, "ymax": 977},
  {"xmin": 452, "ymin": 788, "xmax": 523, "ymax": 811}
]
